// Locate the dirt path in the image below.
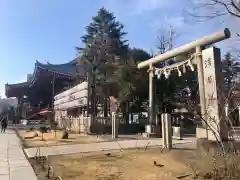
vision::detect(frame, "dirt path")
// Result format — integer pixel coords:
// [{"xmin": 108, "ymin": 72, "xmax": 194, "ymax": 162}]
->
[{"xmin": 24, "ymin": 138, "xmax": 195, "ymax": 158}]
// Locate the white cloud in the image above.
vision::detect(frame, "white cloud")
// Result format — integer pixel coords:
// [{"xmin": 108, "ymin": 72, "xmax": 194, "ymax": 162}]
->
[
  {"xmin": 150, "ymin": 15, "xmax": 185, "ymax": 30},
  {"xmin": 132, "ymin": 0, "xmax": 169, "ymax": 14},
  {"xmin": 104, "ymin": 0, "xmax": 170, "ymax": 16},
  {"xmin": 166, "ymin": 16, "xmax": 185, "ymax": 28}
]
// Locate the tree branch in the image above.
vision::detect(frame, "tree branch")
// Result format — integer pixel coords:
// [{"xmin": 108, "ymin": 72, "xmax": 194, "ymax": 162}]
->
[
  {"xmin": 189, "ymin": 0, "xmax": 240, "ymax": 20},
  {"xmin": 213, "ymin": 0, "xmax": 240, "ymax": 18},
  {"xmin": 231, "ymin": 0, "xmax": 240, "ymax": 13}
]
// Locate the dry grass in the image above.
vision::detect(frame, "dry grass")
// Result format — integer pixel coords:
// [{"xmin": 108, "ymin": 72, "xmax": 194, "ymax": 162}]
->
[
  {"xmin": 30, "ymin": 141, "xmax": 240, "ymax": 180},
  {"xmin": 192, "ymin": 148, "xmax": 240, "ymax": 179},
  {"xmin": 18, "ymin": 130, "xmax": 105, "ymax": 147},
  {"xmin": 24, "ymin": 130, "xmax": 240, "ymax": 180},
  {"xmin": 31, "ymin": 148, "xmax": 193, "ymax": 180}
]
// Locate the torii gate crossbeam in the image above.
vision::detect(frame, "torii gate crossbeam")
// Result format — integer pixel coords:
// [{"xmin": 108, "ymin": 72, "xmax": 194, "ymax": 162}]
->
[{"xmin": 138, "ymin": 28, "xmax": 231, "ymax": 139}]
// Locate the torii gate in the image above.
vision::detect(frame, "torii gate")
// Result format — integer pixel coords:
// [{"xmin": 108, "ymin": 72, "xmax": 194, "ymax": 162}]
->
[{"xmin": 137, "ymin": 28, "xmax": 231, "ymax": 141}]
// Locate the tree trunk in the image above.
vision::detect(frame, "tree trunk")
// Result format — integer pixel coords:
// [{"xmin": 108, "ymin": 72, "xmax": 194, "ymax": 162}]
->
[
  {"xmin": 126, "ymin": 101, "xmax": 129, "ymax": 124},
  {"xmin": 131, "ymin": 113, "xmax": 133, "ymax": 123},
  {"xmin": 104, "ymin": 97, "xmax": 108, "ymax": 117}
]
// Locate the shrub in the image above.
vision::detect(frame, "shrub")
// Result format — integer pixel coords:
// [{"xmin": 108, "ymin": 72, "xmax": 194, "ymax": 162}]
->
[{"xmin": 194, "ymin": 139, "xmax": 240, "ymax": 180}]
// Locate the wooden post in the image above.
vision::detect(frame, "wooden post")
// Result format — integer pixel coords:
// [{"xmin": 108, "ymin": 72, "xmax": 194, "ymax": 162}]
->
[
  {"xmin": 161, "ymin": 113, "xmax": 172, "ymax": 150},
  {"xmin": 52, "ymin": 74, "xmax": 55, "ymax": 108},
  {"xmin": 165, "ymin": 113, "xmax": 172, "ymax": 150},
  {"xmin": 51, "ymin": 74, "xmax": 55, "ymax": 124},
  {"xmin": 238, "ymin": 106, "xmax": 240, "ymax": 124},
  {"xmin": 161, "ymin": 113, "xmax": 167, "ymax": 148},
  {"xmin": 91, "ymin": 65, "xmax": 96, "ymax": 124},
  {"xmin": 112, "ymin": 112, "xmax": 118, "ymax": 139},
  {"xmin": 110, "ymin": 96, "xmax": 118, "ymax": 139}
]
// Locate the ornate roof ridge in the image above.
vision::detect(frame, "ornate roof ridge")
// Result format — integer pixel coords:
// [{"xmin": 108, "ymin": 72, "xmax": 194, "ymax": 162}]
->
[
  {"xmin": 5, "ymin": 57, "xmax": 86, "ymax": 89},
  {"xmin": 36, "ymin": 58, "xmax": 78, "ymax": 67},
  {"xmin": 6, "ymin": 60, "xmax": 75, "ymax": 87},
  {"xmin": 5, "ymin": 81, "xmax": 28, "ymax": 87}
]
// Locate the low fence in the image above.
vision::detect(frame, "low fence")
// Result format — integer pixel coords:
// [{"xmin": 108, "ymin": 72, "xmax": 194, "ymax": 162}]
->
[
  {"xmin": 55, "ymin": 116, "xmax": 145, "ymax": 134},
  {"xmin": 55, "ymin": 116, "xmax": 91, "ymax": 133},
  {"xmin": 90, "ymin": 123, "xmax": 145, "ymax": 134},
  {"xmin": 90, "ymin": 116, "xmax": 145, "ymax": 134},
  {"xmin": 228, "ymin": 127, "xmax": 240, "ymax": 141}
]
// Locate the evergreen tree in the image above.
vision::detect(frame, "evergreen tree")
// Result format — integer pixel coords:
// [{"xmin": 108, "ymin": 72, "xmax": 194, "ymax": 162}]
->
[
  {"xmin": 79, "ymin": 8, "xmax": 128, "ymax": 85},
  {"xmin": 117, "ymin": 48, "xmax": 151, "ymax": 123},
  {"xmin": 76, "ymin": 7, "xmax": 129, "ymax": 116},
  {"xmin": 222, "ymin": 52, "xmax": 239, "ymax": 125},
  {"xmin": 222, "ymin": 52, "xmax": 239, "ymax": 89}
]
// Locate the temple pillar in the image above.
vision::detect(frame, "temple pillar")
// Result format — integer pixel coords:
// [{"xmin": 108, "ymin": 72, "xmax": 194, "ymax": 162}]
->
[{"xmin": 148, "ymin": 64, "xmax": 156, "ymax": 133}]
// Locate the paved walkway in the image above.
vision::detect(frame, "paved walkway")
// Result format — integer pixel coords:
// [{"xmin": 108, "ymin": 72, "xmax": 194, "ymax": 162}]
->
[
  {"xmin": 24, "ymin": 137, "xmax": 195, "ymax": 158},
  {"xmin": 0, "ymin": 130, "xmax": 38, "ymax": 180}
]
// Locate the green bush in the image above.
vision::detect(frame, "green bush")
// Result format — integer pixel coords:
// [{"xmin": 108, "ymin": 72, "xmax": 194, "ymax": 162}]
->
[{"xmin": 39, "ymin": 126, "xmax": 48, "ymax": 133}]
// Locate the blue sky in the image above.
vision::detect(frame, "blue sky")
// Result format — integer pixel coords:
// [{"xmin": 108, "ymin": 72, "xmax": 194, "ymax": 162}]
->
[{"xmin": 0, "ymin": 0, "xmax": 238, "ymax": 98}]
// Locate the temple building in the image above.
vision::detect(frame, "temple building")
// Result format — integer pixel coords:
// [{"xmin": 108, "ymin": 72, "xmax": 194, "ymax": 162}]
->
[{"xmin": 5, "ymin": 59, "xmax": 87, "ymax": 121}]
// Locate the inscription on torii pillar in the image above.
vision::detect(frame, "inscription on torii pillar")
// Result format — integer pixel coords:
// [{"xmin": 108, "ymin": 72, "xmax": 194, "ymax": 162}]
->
[{"xmin": 202, "ymin": 47, "xmax": 228, "ymax": 141}]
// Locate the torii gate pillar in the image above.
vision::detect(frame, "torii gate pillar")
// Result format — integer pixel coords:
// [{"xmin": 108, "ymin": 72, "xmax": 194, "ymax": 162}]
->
[{"xmin": 137, "ymin": 29, "xmax": 231, "ymax": 141}]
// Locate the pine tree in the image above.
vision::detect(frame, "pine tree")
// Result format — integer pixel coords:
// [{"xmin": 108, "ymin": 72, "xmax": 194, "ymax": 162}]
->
[
  {"xmin": 79, "ymin": 7, "xmax": 128, "ymax": 88},
  {"xmin": 76, "ymin": 7, "xmax": 129, "ymax": 117},
  {"xmin": 118, "ymin": 48, "xmax": 151, "ymax": 123}
]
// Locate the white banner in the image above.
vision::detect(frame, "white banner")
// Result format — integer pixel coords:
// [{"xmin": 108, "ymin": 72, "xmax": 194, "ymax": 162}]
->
[
  {"xmin": 54, "ymin": 81, "xmax": 88, "ymax": 110},
  {"xmin": 54, "ymin": 97, "xmax": 88, "ymax": 110},
  {"xmin": 54, "ymin": 81, "xmax": 88, "ymax": 100},
  {"xmin": 54, "ymin": 89, "xmax": 88, "ymax": 106}
]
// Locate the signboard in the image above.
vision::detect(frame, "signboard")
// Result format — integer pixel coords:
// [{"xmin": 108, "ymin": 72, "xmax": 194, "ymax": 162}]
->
[{"xmin": 202, "ymin": 47, "xmax": 226, "ymax": 140}]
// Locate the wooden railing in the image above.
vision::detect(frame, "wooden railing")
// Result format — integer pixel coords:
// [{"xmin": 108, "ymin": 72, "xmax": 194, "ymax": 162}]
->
[{"xmin": 55, "ymin": 116, "xmax": 92, "ymax": 133}]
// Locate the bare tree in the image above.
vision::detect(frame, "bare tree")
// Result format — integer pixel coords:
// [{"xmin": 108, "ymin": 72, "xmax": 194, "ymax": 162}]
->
[
  {"xmin": 186, "ymin": 79, "xmax": 240, "ymax": 151},
  {"xmin": 183, "ymin": 79, "xmax": 240, "ymax": 179},
  {"xmin": 156, "ymin": 26, "xmax": 177, "ymax": 54},
  {"xmin": 188, "ymin": 0, "xmax": 240, "ymax": 20},
  {"xmin": 187, "ymin": 0, "xmax": 240, "ymax": 67},
  {"xmin": 155, "ymin": 26, "xmax": 179, "ymax": 66}
]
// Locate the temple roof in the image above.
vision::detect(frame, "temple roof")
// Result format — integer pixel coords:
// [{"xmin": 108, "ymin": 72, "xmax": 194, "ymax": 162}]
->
[
  {"xmin": 6, "ymin": 58, "xmax": 85, "ymax": 87},
  {"xmin": 5, "ymin": 58, "xmax": 87, "ymax": 97},
  {"xmin": 35, "ymin": 60, "xmax": 77, "ymax": 76}
]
